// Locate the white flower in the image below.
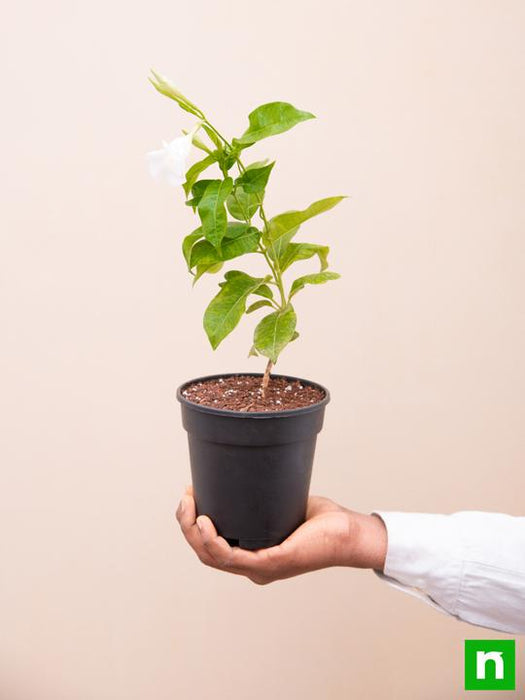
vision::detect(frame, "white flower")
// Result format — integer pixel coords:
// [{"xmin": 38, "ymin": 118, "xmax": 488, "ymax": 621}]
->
[{"xmin": 147, "ymin": 125, "xmax": 199, "ymax": 187}]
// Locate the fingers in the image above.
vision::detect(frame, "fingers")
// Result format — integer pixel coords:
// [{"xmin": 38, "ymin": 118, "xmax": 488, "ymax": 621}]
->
[
  {"xmin": 196, "ymin": 515, "xmax": 238, "ymax": 569},
  {"xmin": 176, "ymin": 492, "xmax": 201, "ymax": 551},
  {"xmin": 208, "ymin": 541, "xmax": 283, "ymax": 584},
  {"xmin": 196, "ymin": 514, "xmax": 279, "ymax": 581},
  {"xmin": 175, "ymin": 498, "xmax": 286, "ymax": 581},
  {"xmin": 176, "ymin": 489, "xmax": 297, "ymax": 583},
  {"xmin": 175, "ymin": 493, "xmax": 239, "ymax": 570}
]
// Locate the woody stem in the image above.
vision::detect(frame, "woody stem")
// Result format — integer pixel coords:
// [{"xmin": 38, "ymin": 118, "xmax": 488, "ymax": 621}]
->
[{"xmin": 261, "ymin": 359, "xmax": 273, "ymax": 398}]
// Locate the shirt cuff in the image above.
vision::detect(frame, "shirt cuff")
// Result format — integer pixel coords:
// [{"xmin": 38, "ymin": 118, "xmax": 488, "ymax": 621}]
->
[{"xmin": 372, "ymin": 511, "xmax": 466, "ymax": 618}]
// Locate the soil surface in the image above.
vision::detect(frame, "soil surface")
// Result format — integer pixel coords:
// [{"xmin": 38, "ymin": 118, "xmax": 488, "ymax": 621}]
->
[{"xmin": 181, "ymin": 375, "xmax": 325, "ymax": 412}]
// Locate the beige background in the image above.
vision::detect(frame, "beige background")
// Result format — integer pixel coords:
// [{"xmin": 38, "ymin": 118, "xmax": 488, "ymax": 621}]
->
[{"xmin": 1, "ymin": 0, "xmax": 524, "ymax": 698}]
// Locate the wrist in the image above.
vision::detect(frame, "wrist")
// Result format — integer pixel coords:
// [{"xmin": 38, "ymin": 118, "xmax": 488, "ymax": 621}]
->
[{"xmin": 338, "ymin": 510, "xmax": 387, "ymax": 570}]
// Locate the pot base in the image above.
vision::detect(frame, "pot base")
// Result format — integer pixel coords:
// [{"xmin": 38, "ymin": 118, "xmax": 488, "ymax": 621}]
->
[{"xmin": 226, "ymin": 537, "xmax": 283, "ymax": 551}]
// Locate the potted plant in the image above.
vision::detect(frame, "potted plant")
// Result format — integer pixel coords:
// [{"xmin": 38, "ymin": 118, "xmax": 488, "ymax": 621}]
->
[{"xmin": 148, "ymin": 71, "xmax": 345, "ymax": 550}]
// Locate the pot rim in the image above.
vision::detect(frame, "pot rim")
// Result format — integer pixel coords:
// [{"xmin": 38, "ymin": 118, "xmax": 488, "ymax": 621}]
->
[{"xmin": 176, "ymin": 372, "xmax": 330, "ymax": 419}]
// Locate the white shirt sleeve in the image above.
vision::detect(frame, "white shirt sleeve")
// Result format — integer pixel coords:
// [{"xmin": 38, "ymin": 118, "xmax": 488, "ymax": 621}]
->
[{"xmin": 373, "ymin": 511, "xmax": 525, "ymax": 634}]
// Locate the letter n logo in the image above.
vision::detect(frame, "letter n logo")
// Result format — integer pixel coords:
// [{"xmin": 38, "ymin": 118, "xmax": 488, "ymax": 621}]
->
[{"xmin": 465, "ymin": 640, "xmax": 515, "ymax": 691}]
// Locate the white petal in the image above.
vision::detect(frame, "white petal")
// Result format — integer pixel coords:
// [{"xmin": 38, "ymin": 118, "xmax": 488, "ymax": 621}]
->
[
  {"xmin": 166, "ymin": 135, "xmax": 192, "ymax": 167},
  {"xmin": 165, "ymin": 170, "xmax": 185, "ymax": 186},
  {"xmin": 146, "ymin": 149, "xmax": 168, "ymax": 179},
  {"xmin": 146, "ymin": 132, "xmax": 194, "ymax": 187}
]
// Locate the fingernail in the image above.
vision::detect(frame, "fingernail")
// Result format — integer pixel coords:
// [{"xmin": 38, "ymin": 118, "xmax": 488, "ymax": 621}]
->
[
  {"xmin": 177, "ymin": 500, "xmax": 185, "ymax": 516},
  {"xmin": 196, "ymin": 518, "xmax": 204, "ymax": 534}
]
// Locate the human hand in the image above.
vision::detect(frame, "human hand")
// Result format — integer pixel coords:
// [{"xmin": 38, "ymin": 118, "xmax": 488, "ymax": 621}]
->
[{"xmin": 176, "ymin": 486, "xmax": 387, "ymax": 584}]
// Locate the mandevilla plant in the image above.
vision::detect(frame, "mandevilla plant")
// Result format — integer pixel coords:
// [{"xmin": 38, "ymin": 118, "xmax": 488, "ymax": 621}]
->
[{"xmin": 148, "ymin": 70, "xmax": 345, "ymax": 395}]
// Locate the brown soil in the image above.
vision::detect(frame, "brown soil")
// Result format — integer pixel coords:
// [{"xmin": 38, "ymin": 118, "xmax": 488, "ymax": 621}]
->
[{"xmin": 181, "ymin": 375, "xmax": 325, "ymax": 412}]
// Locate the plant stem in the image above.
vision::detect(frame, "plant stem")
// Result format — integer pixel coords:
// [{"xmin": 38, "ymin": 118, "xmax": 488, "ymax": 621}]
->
[
  {"xmin": 261, "ymin": 246, "xmax": 286, "ymax": 307},
  {"xmin": 261, "ymin": 359, "xmax": 273, "ymax": 397},
  {"xmin": 202, "ymin": 121, "xmax": 230, "ymax": 151},
  {"xmin": 202, "ymin": 118, "xmax": 289, "ymax": 387},
  {"xmin": 203, "ymin": 118, "xmax": 289, "ymax": 309}
]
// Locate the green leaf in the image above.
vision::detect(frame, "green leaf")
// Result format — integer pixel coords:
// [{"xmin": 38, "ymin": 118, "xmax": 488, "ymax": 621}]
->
[
  {"xmin": 183, "ymin": 154, "xmax": 217, "ymax": 197},
  {"xmin": 203, "ymin": 271, "xmax": 269, "ymax": 349},
  {"xmin": 253, "ymin": 306, "xmax": 297, "ymax": 363},
  {"xmin": 289, "ymin": 271, "xmax": 341, "ymax": 298},
  {"xmin": 234, "ymin": 102, "xmax": 315, "ymax": 146},
  {"xmin": 266, "ymin": 227, "xmax": 299, "ymax": 261},
  {"xmin": 193, "ymin": 262, "xmax": 223, "ymax": 284},
  {"xmin": 197, "ymin": 178, "xmax": 233, "ymax": 249},
  {"xmin": 149, "ymin": 70, "xmax": 204, "ymax": 118},
  {"xmin": 290, "ymin": 331, "xmax": 299, "ymax": 341},
  {"xmin": 266, "ymin": 196, "xmax": 346, "ymax": 260},
  {"xmin": 245, "ymin": 159, "xmax": 269, "ymax": 169},
  {"xmin": 253, "ymin": 284, "xmax": 274, "ymax": 299},
  {"xmin": 279, "ymin": 242, "xmax": 330, "ymax": 272},
  {"xmin": 248, "ymin": 344, "xmax": 259, "ymax": 357},
  {"xmin": 217, "ymin": 270, "xmax": 268, "ymax": 286},
  {"xmin": 226, "ymin": 185, "xmax": 260, "ymax": 221},
  {"xmin": 186, "ymin": 179, "xmax": 215, "ymax": 209},
  {"xmin": 218, "ymin": 269, "xmax": 243, "ymax": 287},
  {"xmin": 182, "ymin": 227, "xmax": 204, "ymax": 269},
  {"xmin": 236, "ymin": 162, "xmax": 275, "ymax": 194},
  {"xmin": 188, "ymin": 227, "xmax": 259, "ymax": 276},
  {"xmin": 246, "ymin": 299, "xmax": 274, "ymax": 314},
  {"xmin": 220, "ymin": 227, "xmax": 260, "ymax": 259},
  {"xmin": 222, "ymin": 144, "xmax": 242, "ymax": 170},
  {"xmin": 224, "ymin": 222, "xmax": 252, "ymax": 238},
  {"xmin": 190, "ymin": 240, "xmax": 221, "ymax": 269}
]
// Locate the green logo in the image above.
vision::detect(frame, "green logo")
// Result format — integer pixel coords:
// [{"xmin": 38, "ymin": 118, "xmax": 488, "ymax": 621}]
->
[{"xmin": 465, "ymin": 640, "xmax": 515, "ymax": 691}]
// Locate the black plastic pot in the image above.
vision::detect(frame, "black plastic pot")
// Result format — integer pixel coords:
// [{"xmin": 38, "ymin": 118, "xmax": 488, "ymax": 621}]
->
[{"xmin": 177, "ymin": 373, "xmax": 330, "ymax": 550}]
